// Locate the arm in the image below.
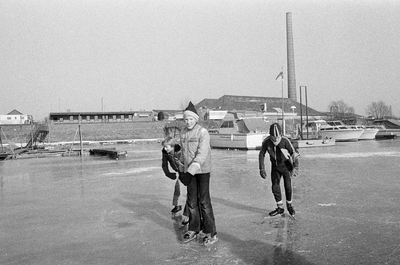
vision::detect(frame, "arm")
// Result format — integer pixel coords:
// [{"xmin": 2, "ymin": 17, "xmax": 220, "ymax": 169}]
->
[
  {"xmin": 258, "ymin": 140, "xmax": 268, "ymax": 179},
  {"xmin": 161, "ymin": 150, "xmax": 177, "ymax": 179},
  {"xmin": 161, "ymin": 150, "xmax": 171, "ymax": 175},
  {"xmin": 283, "ymin": 138, "xmax": 300, "ymax": 177},
  {"xmin": 187, "ymin": 127, "xmax": 210, "ymax": 175}
]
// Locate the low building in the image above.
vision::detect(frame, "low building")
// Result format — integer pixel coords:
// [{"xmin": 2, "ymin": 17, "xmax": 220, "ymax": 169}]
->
[
  {"xmin": 49, "ymin": 111, "xmax": 154, "ymax": 123},
  {"xmin": 196, "ymin": 94, "xmax": 326, "ymax": 120},
  {"xmin": 0, "ymin": 109, "xmax": 33, "ymax": 125}
]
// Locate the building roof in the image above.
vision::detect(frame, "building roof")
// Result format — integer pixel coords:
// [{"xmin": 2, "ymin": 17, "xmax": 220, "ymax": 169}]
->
[
  {"xmin": 7, "ymin": 109, "xmax": 23, "ymax": 115},
  {"xmin": 196, "ymin": 95, "xmax": 324, "ymax": 116}
]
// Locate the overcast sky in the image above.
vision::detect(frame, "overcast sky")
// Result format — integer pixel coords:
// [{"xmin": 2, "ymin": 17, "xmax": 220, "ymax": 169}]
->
[{"xmin": 1, "ymin": 0, "xmax": 400, "ymax": 120}]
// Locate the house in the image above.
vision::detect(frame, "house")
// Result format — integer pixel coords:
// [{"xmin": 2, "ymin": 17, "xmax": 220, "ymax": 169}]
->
[{"xmin": 0, "ymin": 110, "xmax": 33, "ymax": 125}]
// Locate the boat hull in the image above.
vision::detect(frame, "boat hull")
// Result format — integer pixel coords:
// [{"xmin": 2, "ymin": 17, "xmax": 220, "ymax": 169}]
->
[
  {"xmin": 375, "ymin": 129, "xmax": 399, "ymax": 139},
  {"xmin": 210, "ymin": 133, "xmax": 267, "ymax": 150},
  {"xmin": 319, "ymin": 129, "xmax": 364, "ymax": 142},
  {"xmin": 0, "ymin": 153, "xmax": 10, "ymax": 161},
  {"xmin": 359, "ymin": 128, "xmax": 379, "ymax": 140},
  {"xmin": 292, "ymin": 139, "xmax": 335, "ymax": 148}
]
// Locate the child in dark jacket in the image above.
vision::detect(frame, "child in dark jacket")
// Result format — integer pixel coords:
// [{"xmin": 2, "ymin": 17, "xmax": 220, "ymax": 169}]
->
[
  {"xmin": 161, "ymin": 137, "xmax": 189, "ymax": 224},
  {"xmin": 259, "ymin": 123, "xmax": 300, "ymax": 217}
]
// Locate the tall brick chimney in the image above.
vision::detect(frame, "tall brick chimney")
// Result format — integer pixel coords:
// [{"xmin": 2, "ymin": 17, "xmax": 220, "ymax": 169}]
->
[{"xmin": 286, "ymin": 12, "xmax": 297, "ymax": 102}]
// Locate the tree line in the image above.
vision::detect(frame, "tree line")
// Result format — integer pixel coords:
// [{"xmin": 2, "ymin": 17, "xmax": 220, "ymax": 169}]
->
[{"xmin": 328, "ymin": 100, "xmax": 395, "ymax": 120}]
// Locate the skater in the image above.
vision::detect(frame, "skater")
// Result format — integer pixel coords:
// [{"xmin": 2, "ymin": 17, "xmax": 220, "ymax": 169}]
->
[
  {"xmin": 161, "ymin": 136, "xmax": 189, "ymax": 224},
  {"xmin": 258, "ymin": 123, "xmax": 299, "ymax": 217},
  {"xmin": 179, "ymin": 102, "xmax": 218, "ymax": 246}
]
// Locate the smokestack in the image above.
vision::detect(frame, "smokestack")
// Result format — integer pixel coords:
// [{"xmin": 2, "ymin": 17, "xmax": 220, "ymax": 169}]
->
[{"xmin": 286, "ymin": 12, "xmax": 297, "ymax": 102}]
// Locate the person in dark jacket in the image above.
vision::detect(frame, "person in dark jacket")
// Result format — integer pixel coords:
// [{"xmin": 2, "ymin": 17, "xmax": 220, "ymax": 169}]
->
[
  {"xmin": 161, "ymin": 136, "xmax": 189, "ymax": 223},
  {"xmin": 259, "ymin": 123, "xmax": 299, "ymax": 217}
]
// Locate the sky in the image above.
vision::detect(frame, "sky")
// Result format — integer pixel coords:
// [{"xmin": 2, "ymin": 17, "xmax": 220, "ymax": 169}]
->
[{"xmin": 1, "ymin": 0, "xmax": 400, "ymax": 121}]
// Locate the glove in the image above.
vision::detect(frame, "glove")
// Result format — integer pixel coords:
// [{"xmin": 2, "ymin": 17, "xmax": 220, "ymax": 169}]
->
[
  {"xmin": 259, "ymin": 169, "xmax": 267, "ymax": 179},
  {"xmin": 179, "ymin": 172, "xmax": 193, "ymax": 186},
  {"xmin": 166, "ymin": 172, "xmax": 177, "ymax": 180},
  {"xmin": 291, "ymin": 168, "xmax": 299, "ymax": 178}
]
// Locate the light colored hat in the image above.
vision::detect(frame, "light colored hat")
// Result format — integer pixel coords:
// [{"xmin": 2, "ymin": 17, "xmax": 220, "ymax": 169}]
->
[{"xmin": 183, "ymin": 101, "xmax": 199, "ymax": 122}]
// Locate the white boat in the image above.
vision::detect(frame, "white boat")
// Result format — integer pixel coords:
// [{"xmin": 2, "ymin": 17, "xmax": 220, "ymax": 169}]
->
[
  {"xmin": 207, "ymin": 115, "xmax": 269, "ymax": 150},
  {"xmin": 291, "ymin": 138, "xmax": 335, "ymax": 148},
  {"xmin": 303, "ymin": 120, "xmax": 363, "ymax": 142},
  {"xmin": 351, "ymin": 125, "xmax": 379, "ymax": 140}
]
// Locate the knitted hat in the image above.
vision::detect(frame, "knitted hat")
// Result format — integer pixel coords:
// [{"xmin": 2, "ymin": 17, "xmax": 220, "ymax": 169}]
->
[
  {"xmin": 183, "ymin": 101, "xmax": 199, "ymax": 122},
  {"xmin": 269, "ymin": 123, "xmax": 282, "ymax": 137}
]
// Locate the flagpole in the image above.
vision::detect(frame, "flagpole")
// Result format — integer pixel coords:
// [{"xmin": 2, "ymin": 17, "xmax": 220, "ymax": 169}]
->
[
  {"xmin": 281, "ymin": 78, "xmax": 285, "ymax": 135},
  {"xmin": 275, "ymin": 70, "xmax": 285, "ymax": 135}
]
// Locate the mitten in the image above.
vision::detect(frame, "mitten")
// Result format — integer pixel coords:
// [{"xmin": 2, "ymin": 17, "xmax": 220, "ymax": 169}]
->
[
  {"xmin": 179, "ymin": 172, "xmax": 193, "ymax": 186},
  {"xmin": 259, "ymin": 169, "xmax": 267, "ymax": 179},
  {"xmin": 166, "ymin": 172, "xmax": 177, "ymax": 180}
]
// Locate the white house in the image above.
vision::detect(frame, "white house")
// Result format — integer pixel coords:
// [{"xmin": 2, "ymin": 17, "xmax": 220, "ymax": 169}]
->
[{"xmin": 0, "ymin": 110, "xmax": 33, "ymax": 125}]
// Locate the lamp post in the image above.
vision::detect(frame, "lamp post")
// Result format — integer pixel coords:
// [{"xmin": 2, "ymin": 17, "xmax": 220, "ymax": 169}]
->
[
  {"xmin": 290, "ymin": 106, "xmax": 296, "ymax": 135},
  {"xmin": 299, "ymin": 86, "xmax": 308, "ymax": 139}
]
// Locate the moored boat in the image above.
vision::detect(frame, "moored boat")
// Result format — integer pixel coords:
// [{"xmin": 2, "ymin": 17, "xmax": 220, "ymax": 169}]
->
[
  {"xmin": 291, "ymin": 138, "xmax": 335, "ymax": 148},
  {"xmin": 366, "ymin": 124, "xmax": 397, "ymax": 139},
  {"xmin": 303, "ymin": 120, "xmax": 364, "ymax": 142},
  {"xmin": 372, "ymin": 119, "xmax": 400, "ymax": 138},
  {"xmin": 207, "ymin": 114, "xmax": 270, "ymax": 150},
  {"xmin": 351, "ymin": 125, "xmax": 379, "ymax": 140},
  {"xmin": 0, "ymin": 153, "xmax": 10, "ymax": 161}
]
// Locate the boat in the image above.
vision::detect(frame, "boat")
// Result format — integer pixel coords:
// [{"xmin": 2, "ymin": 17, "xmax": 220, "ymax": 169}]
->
[
  {"xmin": 291, "ymin": 138, "xmax": 335, "ymax": 148},
  {"xmin": 350, "ymin": 125, "xmax": 379, "ymax": 140},
  {"xmin": 0, "ymin": 153, "xmax": 10, "ymax": 161},
  {"xmin": 292, "ymin": 119, "xmax": 336, "ymax": 148},
  {"xmin": 207, "ymin": 113, "xmax": 269, "ymax": 150},
  {"xmin": 366, "ymin": 124, "xmax": 397, "ymax": 140},
  {"xmin": 371, "ymin": 119, "xmax": 400, "ymax": 138},
  {"xmin": 303, "ymin": 120, "xmax": 363, "ymax": 142}
]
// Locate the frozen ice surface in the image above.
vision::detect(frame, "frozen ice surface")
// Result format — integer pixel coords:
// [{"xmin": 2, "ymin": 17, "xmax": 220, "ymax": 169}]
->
[{"xmin": 0, "ymin": 140, "xmax": 400, "ymax": 264}]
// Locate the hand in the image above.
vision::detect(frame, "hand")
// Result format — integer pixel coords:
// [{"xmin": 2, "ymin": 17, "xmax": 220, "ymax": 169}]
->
[
  {"xmin": 166, "ymin": 173, "xmax": 177, "ymax": 180},
  {"xmin": 291, "ymin": 168, "xmax": 299, "ymax": 178},
  {"xmin": 259, "ymin": 169, "xmax": 267, "ymax": 179},
  {"xmin": 179, "ymin": 172, "xmax": 193, "ymax": 186}
]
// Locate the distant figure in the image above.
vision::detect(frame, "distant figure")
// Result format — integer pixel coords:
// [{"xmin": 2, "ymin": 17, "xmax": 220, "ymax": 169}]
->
[
  {"xmin": 161, "ymin": 136, "xmax": 189, "ymax": 224},
  {"xmin": 258, "ymin": 123, "xmax": 300, "ymax": 217},
  {"xmin": 179, "ymin": 102, "xmax": 218, "ymax": 246}
]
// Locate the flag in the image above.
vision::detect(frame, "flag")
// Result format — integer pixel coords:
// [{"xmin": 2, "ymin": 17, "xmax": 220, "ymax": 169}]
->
[{"xmin": 275, "ymin": 71, "xmax": 283, "ymax": 81}]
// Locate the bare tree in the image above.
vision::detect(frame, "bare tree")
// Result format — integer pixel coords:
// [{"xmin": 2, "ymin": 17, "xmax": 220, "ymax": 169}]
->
[
  {"xmin": 365, "ymin": 101, "xmax": 391, "ymax": 119},
  {"xmin": 328, "ymin": 100, "xmax": 354, "ymax": 120}
]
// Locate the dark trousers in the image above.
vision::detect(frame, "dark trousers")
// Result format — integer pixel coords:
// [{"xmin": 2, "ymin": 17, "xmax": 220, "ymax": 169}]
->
[
  {"xmin": 187, "ymin": 173, "xmax": 217, "ymax": 236},
  {"xmin": 271, "ymin": 165, "xmax": 292, "ymax": 203}
]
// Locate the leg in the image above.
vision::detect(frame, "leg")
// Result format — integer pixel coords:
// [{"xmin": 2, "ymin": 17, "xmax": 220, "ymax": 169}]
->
[
  {"xmin": 269, "ymin": 167, "xmax": 284, "ymax": 216},
  {"xmin": 187, "ymin": 175, "xmax": 201, "ymax": 232},
  {"xmin": 270, "ymin": 166, "xmax": 283, "ymax": 204},
  {"xmin": 281, "ymin": 169, "xmax": 292, "ymax": 202},
  {"xmin": 281, "ymin": 168, "xmax": 295, "ymax": 216},
  {"xmin": 171, "ymin": 179, "xmax": 182, "ymax": 213},
  {"xmin": 197, "ymin": 173, "xmax": 216, "ymax": 236},
  {"xmin": 172, "ymin": 179, "xmax": 180, "ymax": 206}
]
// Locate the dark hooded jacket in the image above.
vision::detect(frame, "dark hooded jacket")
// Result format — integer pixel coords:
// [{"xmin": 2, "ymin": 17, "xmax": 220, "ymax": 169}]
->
[
  {"xmin": 259, "ymin": 136, "xmax": 299, "ymax": 171},
  {"xmin": 161, "ymin": 144, "xmax": 182, "ymax": 176}
]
